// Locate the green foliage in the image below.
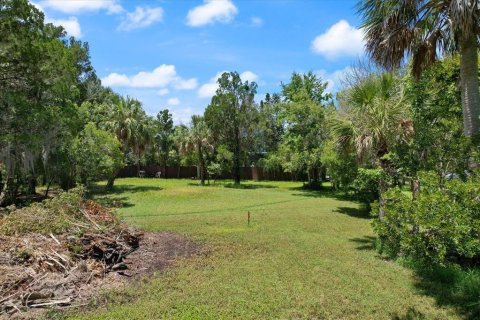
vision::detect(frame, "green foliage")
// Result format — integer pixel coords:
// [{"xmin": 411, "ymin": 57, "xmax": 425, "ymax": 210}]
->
[
  {"xmin": 394, "ymin": 55, "xmax": 473, "ymax": 178},
  {"xmin": 320, "ymin": 139, "xmax": 357, "ymax": 190},
  {"xmin": 373, "ymin": 172, "xmax": 480, "ymax": 265},
  {"xmin": 155, "ymin": 109, "xmax": 174, "ymax": 166},
  {"xmin": 0, "ymin": 186, "xmax": 85, "ymax": 235},
  {"xmin": 207, "ymin": 163, "xmax": 222, "ymax": 182},
  {"xmin": 269, "ymin": 71, "xmax": 332, "ymax": 182},
  {"xmin": 334, "ymin": 72, "xmax": 410, "ymax": 166},
  {"xmin": 204, "ymin": 71, "xmax": 258, "ymax": 183},
  {"xmin": 351, "ymin": 168, "xmax": 386, "ymax": 207},
  {"xmin": 72, "ymin": 123, "xmax": 123, "ymax": 185}
]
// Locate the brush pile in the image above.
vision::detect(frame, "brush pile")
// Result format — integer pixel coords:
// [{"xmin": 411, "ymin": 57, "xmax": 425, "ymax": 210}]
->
[{"xmin": 0, "ymin": 187, "xmax": 143, "ymax": 318}]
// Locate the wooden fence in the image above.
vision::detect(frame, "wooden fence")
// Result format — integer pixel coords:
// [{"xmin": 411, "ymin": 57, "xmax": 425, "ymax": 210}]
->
[{"xmin": 116, "ymin": 165, "xmax": 293, "ymax": 181}]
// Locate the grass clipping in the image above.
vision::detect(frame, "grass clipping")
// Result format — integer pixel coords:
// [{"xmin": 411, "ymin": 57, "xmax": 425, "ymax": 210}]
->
[{"xmin": 0, "ymin": 186, "xmax": 142, "ymax": 318}]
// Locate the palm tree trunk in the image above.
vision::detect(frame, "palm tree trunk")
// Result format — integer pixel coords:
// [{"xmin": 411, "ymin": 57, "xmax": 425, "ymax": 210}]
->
[
  {"xmin": 197, "ymin": 143, "xmax": 205, "ymax": 185},
  {"xmin": 460, "ymin": 36, "xmax": 480, "ymax": 137}
]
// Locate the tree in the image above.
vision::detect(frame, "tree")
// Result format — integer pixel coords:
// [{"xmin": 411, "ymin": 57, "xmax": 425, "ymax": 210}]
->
[
  {"xmin": 0, "ymin": 0, "xmax": 93, "ymax": 205},
  {"xmin": 358, "ymin": 0, "xmax": 480, "ymax": 137},
  {"xmin": 394, "ymin": 55, "xmax": 473, "ymax": 188},
  {"xmin": 104, "ymin": 96, "xmax": 142, "ymax": 156},
  {"xmin": 205, "ymin": 72, "xmax": 258, "ymax": 184},
  {"xmin": 72, "ymin": 123, "xmax": 123, "ymax": 189},
  {"xmin": 179, "ymin": 116, "xmax": 212, "ymax": 185},
  {"xmin": 155, "ymin": 109, "xmax": 174, "ymax": 177},
  {"xmin": 274, "ymin": 72, "xmax": 332, "ymax": 184},
  {"xmin": 333, "ymin": 72, "xmax": 411, "ymax": 168}
]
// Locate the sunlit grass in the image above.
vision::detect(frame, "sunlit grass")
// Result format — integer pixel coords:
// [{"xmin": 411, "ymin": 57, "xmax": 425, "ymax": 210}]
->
[{"xmin": 66, "ymin": 178, "xmax": 462, "ymax": 319}]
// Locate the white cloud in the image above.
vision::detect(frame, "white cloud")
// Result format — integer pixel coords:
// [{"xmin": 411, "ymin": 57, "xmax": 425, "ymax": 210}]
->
[
  {"xmin": 118, "ymin": 6, "xmax": 164, "ymax": 31},
  {"xmin": 198, "ymin": 70, "xmax": 259, "ymax": 98},
  {"xmin": 198, "ymin": 82, "xmax": 219, "ymax": 98},
  {"xmin": 171, "ymin": 107, "xmax": 194, "ymax": 124},
  {"xmin": 167, "ymin": 97, "xmax": 180, "ymax": 106},
  {"xmin": 315, "ymin": 67, "xmax": 352, "ymax": 93},
  {"xmin": 311, "ymin": 20, "xmax": 364, "ymax": 59},
  {"xmin": 39, "ymin": 0, "xmax": 123, "ymax": 14},
  {"xmin": 186, "ymin": 0, "xmax": 238, "ymax": 27},
  {"xmin": 250, "ymin": 16, "xmax": 263, "ymax": 27},
  {"xmin": 46, "ymin": 16, "xmax": 82, "ymax": 38},
  {"xmin": 101, "ymin": 64, "xmax": 198, "ymax": 91},
  {"xmin": 157, "ymin": 88, "xmax": 169, "ymax": 96},
  {"xmin": 173, "ymin": 78, "xmax": 198, "ymax": 90},
  {"xmin": 102, "ymin": 73, "xmax": 130, "ymax": 87},
  {"xmin": 240, "ymin": 71, "xmax": 258, "ymax": 83}
]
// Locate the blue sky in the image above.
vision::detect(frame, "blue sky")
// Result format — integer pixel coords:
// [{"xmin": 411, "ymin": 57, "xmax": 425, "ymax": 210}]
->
[{"xmin": 32, "ymin": 0, "xmax": 365, "ymax": 123}]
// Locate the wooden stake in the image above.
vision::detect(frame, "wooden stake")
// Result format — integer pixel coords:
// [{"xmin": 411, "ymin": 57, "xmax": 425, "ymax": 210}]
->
[{"xmin": 247, "ymin": 211, "xmax": 251, "ymax": 226}]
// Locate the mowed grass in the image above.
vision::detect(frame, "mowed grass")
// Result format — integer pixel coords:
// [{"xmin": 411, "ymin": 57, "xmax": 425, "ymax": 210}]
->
[{"xmin": 69, "ymin": 178, "xmax": 461, "ymax": 319}]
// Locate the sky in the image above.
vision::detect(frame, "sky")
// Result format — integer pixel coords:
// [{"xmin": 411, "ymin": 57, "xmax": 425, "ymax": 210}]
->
[{"xmin": 31, "ymin": 0, "xmax": 365, "ymax": 124}]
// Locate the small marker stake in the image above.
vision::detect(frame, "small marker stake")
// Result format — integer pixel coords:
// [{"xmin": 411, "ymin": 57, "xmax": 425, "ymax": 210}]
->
[{"xmin": 247, "ymin": 211, "xmax": 251, "ymax": 226}]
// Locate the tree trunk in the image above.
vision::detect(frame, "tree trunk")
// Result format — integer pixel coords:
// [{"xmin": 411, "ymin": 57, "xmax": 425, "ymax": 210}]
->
[
  {"xmin": 28, "ymin": 174, "xmax": 36, "ymax": 195},
  {"xmin": 106, "ymin": 176, "xmax": 115, "ymax": 190},
  {"xmin": 137, "ymin": 160, "xmax": 141, "ymax": 177},
  {"xmin": 410, "ymin": 177, "xmax": 420, "ymax": 200},
  {"xmin": 44, "ymin": 177, "xmax": 53, "ymax": 198},
  {"xmin": 460, "ymin": 36, "xmax": 480, "ymax": 137},
  {"xmin": 0, "ymin": 176, "xmax": 16, "ymax": 207},
  {"xmin": 233, "ymin": 126, "xmax": 241, "ymax": 184},
  {"xmin": 197, "ymin": 143, "xmax": 205, "ymax": 185}
]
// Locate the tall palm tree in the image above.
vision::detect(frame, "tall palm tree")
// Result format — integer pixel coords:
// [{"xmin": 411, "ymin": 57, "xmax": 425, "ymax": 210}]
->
[
  {"xmin": 358, "ymin": 0, "xmax": 480, "ymax": 137},
  {"xmin": 130, "ymin": 113, "xmax": 153, "ymax": 176}
]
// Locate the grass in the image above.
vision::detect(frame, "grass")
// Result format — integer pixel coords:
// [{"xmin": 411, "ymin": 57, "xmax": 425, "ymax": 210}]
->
[{"xmin": 65, "ymin": 178, "xmax": 467, "ymax": 319}]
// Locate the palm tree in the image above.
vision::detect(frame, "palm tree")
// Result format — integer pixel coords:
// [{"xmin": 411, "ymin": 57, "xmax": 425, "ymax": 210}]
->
[
  {"xmin": 130, "ymin": 113, "xmax": 153, "ymax": 176},
  {"xmin": 334, "ymin": 72, "xmax": 413, "ymax": 217},
  {"xmin": 333, "ymin": 72, "xmax": 412, "ymax": 167},
  {"xmin": 105, "ymin": 96, "xmax": 141, "ymax": 155},
  {"xmin": 179, "ymin": 115, "xmax": 212, "ymax": 185},
  {"xmin": 358, "ymin": 0, "xmax": 480, "ymax": 137}
]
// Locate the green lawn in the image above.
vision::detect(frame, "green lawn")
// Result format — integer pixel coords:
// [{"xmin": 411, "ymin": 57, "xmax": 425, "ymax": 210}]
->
[{"xmin": 68, "ymin": 178, "xmax": 461, "ymax": 319}]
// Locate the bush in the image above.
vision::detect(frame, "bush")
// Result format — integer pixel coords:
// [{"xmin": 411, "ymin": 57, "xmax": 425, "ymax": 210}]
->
[
  {"xmin": 351, "ymin": 168, "xmax": 387, "ymax": 208},
  {"xmin": 372, "ymin": 171, "xmax": 480, "ymax": 265}
]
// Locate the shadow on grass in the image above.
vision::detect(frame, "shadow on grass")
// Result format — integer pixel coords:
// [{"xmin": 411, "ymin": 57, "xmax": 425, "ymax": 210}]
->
[
  {"xmin": 223, "ymin": 183, "xmax": 278, "ymax": 189},
  {"xmin": 351, "ymin": 237, "xmax": 480, "ymax": 319},
  {"xmin": 349, "ymin": 236, "xmax": 377, "ymax": 251},
  {"xmin": 289, "ymin": 184, "xmax": 356, "ymax": 202},
  {"xmin": 186, "ymin": 182, "xmax": 278, "ymax": 189},
  {"xmin": 90, "ymin": 184, "xmax": 163, "ymax": 196},
  {"xmin": 88, "ymin": 184, "xmax": 162, "ymax": 209},
  {"xmin": 405, "ymin": 261, "xmax": 480, "ymax": 320},
  {"xmin": 94, "ymin": 196, "xmax": 135, "ymax": 208},
  {"xmin": 334, "ymin": 206, "xmax": 370, "ymax": 219},
  {"xmin": 390, "ymin": 307, "xmax": 427, "ymax": 319}
]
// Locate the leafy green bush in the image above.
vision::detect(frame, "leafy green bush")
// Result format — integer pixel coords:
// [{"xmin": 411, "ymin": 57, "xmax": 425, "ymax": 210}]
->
[
  {"xmin": 372, "ymin": 171, "xmax": 480, "ymax": 265},
  {"xmin": 351, "ymin": 168, "xmax": 386, "ymax": 208}
]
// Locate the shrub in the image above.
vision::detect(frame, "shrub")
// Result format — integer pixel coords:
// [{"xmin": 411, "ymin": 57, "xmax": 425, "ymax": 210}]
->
[
  {"xmin": 351, "ymin": 168, "xmax": 387, "ymax": 208},
  {"xmin": 372, "ymin": 171, "xmax": 480, "ymax": 265}
]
